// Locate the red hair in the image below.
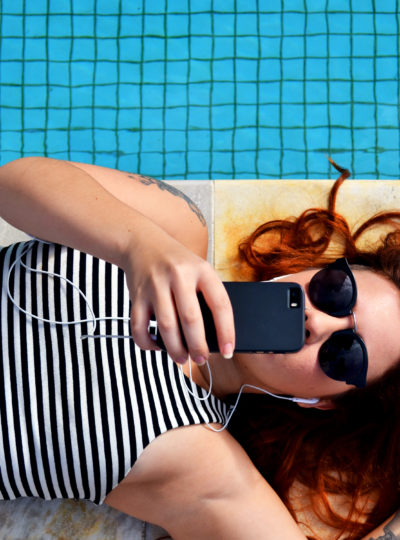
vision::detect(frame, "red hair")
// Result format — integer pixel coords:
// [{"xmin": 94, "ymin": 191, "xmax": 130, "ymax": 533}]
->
[{"xmin": 230, "ymin": 161, "xmax": 400, "ymax": 538}]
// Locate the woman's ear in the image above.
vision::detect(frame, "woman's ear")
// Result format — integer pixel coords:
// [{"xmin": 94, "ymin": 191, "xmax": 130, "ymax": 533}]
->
[{"xmin": 296, "ymin": 398, "xmax": 336, "ymax": 410}]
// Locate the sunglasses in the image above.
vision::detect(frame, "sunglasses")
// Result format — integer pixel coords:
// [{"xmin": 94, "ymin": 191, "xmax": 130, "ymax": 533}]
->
[{"xmin": 308, "ymin": 258, "xmax": 368, "ymax": 388}]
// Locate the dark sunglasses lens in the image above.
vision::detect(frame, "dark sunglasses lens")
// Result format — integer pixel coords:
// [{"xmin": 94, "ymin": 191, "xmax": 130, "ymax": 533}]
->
[
  {"xmin": 319, "ymin": 330, "xmax": 367, "ymax": 388},
  {"xmin": 309, "ymin": 268, "xmax": 354, "ymax": 315}
]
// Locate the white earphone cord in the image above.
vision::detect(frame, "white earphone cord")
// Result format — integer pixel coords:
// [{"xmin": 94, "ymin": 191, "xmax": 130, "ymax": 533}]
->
[{"xmin": 7, "ymin": 240, "xmax": 318, "ymax": 433}]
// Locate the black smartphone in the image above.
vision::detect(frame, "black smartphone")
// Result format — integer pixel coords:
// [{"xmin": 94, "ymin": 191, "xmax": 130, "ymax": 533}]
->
[{"xmin": 152, "ymin": 281, "xmax": 305, "ymax": 354}]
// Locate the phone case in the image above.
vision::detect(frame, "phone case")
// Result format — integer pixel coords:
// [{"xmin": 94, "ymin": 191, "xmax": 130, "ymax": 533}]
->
[{"xmin": 153, "ymin": 281, "xmax": 305, "ymax": 354}]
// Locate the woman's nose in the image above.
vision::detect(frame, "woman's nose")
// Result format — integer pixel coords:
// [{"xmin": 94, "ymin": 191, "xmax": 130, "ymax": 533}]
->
[{"xmin": 304, "ymin": 305, "xmax": 354, "ymax": 344}]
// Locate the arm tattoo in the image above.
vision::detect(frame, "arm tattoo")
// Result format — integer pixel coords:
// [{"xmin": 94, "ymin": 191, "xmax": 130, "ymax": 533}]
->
[
  {"xmin": 369, "ymin": 511, "xmax": 400, "ymax": 539},
  {"xmin": 128, "ymin": 174, "xmax": 206, "ymax": 227}
]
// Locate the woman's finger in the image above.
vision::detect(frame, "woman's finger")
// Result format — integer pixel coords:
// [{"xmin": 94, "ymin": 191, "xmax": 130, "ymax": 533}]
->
[
  {"xmin": 130, "ymin": 299, "xmax": 161, "ymax": 351},
  {"xmin": 198, "ymin": 275, "xmax": 235, "ymax": 359},
  {"xmin": 173, "ymin": 281, "xmax": 209, "ymax": 365}
]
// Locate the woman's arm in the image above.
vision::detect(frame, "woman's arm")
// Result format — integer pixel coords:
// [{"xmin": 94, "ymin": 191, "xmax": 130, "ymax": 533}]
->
[
  {"xmin": 362, "ymin": 510, "xmax": 400, "ymax": 539},
  {"xmin": 0, "ymin": 157, "xmax": 235, "ymax": 364},
  {"xmin": 105, "ymin": 424, "xmax": 306, "ymax": 540}
]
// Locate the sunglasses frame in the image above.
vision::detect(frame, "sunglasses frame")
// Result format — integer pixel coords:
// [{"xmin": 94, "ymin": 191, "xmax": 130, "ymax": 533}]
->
[{"xmin": 310, "ymin": 258, "xmax": 368, "ymax": 388}]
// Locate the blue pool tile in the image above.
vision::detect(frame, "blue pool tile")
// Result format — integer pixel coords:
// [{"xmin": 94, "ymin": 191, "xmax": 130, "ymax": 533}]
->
[
  {"xmin": 70, "ymin": 87, "xmax": 92, "ymax": 108},
  {"xmin": 259, "ymin": 127, "xmax": 280, "ymax": 149},
  {"xmin": 213, "ymin": 130, "xmax": 233, "ymax": 151},
  {"xmin": 95, "ymin": 61, "xmax": 118, "ymax": 84},
  {"xmin": 96, "ymin": 15, "xmax": 120, "ymax": 37},
  {"xmin": 141, "ymin": 130, "xmax": 163, "ymax": 152},
  {"xmin": 258, "ymin": 150, "xmax": 281, "ymax": 177},
  {"xmin": 167, "ymin": 13, "xmax": 188, "ymax": 35},
  {"xmin": 377, "ymin": 35, "xmax": 397, "ymax": 56},
  {"xmin": 119, "ymin": 62, "xmax": 141, "ymax": 83},
  {"xmin": 259, "ymin": 12, "xmax": 281, "ymax": 35},
  {"xmin": 234, "ymin": 152, "xmax": 256, "ymax": 176},
  {"xmin": 142, "ymin": 107, "xmax": 164, "ymax": 129},
  {"xmin": 259, "ymin": 59, "xmax": 281, "ymax": 81},
  {"xmin": 25, "ymin": 62, "xmax": 47, "ymax": 84},
  {"xmin": 307, "ymin": 103, "xmax": 328, "ymax": 127},
  {"xmin": 353, "ymin": 13, "xmax": 375, "ymax": 35},
  {"xmin": 188, "ymin": 130, "xmax": 210, "ymax": 151},
  {"xmin": 1, "ymin": 0, "xmax": 23, "ymax": 12},
  {"xmin": 143, "ymin": 84, "xmax": 165, "ymax": 107},
  {"xmin": 118, "ymin": 154, "xmax": 139, "ymax": 172},
  {"xmin": 94, "ymin": 129, "xmax": 117, "ymax": 152},
  {"xmin": 23, "ymin": 131, "xmax": 45, "ymax": 153},
  {"xmin": 236, "ymin": 0, "xmax": 258, "ymax": 12},
  {"xmin": 353, "ymin": 35, "xmax": 375, "ymax": 58},
  {"xmin": 283, "ymin": 12, "xmax": 306, "ymax": 34},
  {"xmin": 282, "ymin": 36, "xmax": 304, "ymax": 59},
  {"xmin": 236, "ymin": 58, "xmax": 258, "ymax": 80},
  {"xmin": 353, "ymin": 82, "xmax": 375, "ymax": 103},
  {"xmin": 191, "ymin": 36, "xmax": 213, "ymax": 59},
  {"xmin": 214, "ymin": 36, "xmax": 235, "ymax": 58},
  {"xmin": 328, "ymin": 11, "xmax": 351, "ymax": 32},
  {"xmin": 284, "ymin": 127, "xmax": 305, "ymax": 151},
  {"xmin": 236, "ymin": 35, "xmax": 259, "ymax": 58},
  {"xmin": 236, "ymin": 104, "xmax": 257, "ymax": 127},
  {"xmin": 144, "ymin": 37, "xmax": 164, "ymax": 61},
  {"xmin": 212, "ymin": 82, "xmax": 234, "ymax": 105},
  {"xmin": 282, "ymin": 149, "xmax": 305, "ymax": 177},
  {"xmin": 213, "ymin": 0, "xmax": 235, "ymax": 13},
  {"xmin": 48, "ymin": 15, "xmax": 72, "ymax": 36},
  {"xmin": 376, "ymin": 57, "xmax": 398, "ymax": 79},
  {"xmin": 236, "ymin": 82, "xmax": 257, "ymax": 104},
  {"xmin": 258, "ymin": 105, "xmax": 280, "ymax": 127},
  {"xmin": 1, "ymin": 109, "xmax": 22, "ymax": 131},
  {"xmin": 306, "ymin": 35, "xmax": 327, "ymax": 57},
  {"xmin": 47, "ymin": 109, "xmax": 71, "ymax": 129},
  {"xmin": 94, "ymin": 109, "xmax": 117, "ymax": 130},
  {"xmin": 1, "ymin": 85, "xmax": 22, "ymax": 107},
  {"xmin": 144, "ymin": 14, "xmax": 165, "ymax": 36},
  {"xmin": 211, "ymin": 151, "xmax": 232, "ymax": 174},
  {"xmin": 165, "ymin": 106, "xmax": 187, "ymax": 129},
  {"xmin": 1, "ymin": 61, "xmax": 21, "ymax": 84},
  {"xmin": 117, "ymin": 109, "xmax": 141, "ymax": 130},
  {"xmin": 213, "ymin": 13, "xmax": 235, "ymax": 35},
  {"xmin": 94, "ymin": 84, "xmax": 116, "ymax": 105},
  {"xmin": 46, "ymin": 130, "xmax": 69, "ymax": 153},
  {"xmin": 282, "ymin": 81, "xmax": 304, "ymax": 103},
  {"xmin": 353, "ymin": 58, "xmax": 375, "ymax": 80},
  {"xmin": 305, "ymin": 127, "xmax": 328, "ymax": 151},
  {"xmin": 23, "ymin": 86, "xmax": 47, "ymax": 108},
  {"xmin": 70, "ymin": 108, "xmax": 92, "ymax": 128},
  {"xmin": 73, "ymin": 14, "xmax": 95, "ymax": 36},
  {"xmin": 120, "ymin": 15, "xmax": 142, "ymax": 36},
  {"xmin": 328, "ymin": 57, "xmax": 351, "ymax": 79},
  {"xmin": 190, "ymin": 0, "xmax": 211, "ymax": 11},
  {"xmin": 97, "ymin": 39, "xmax": 118, "ymax": 61},
  {"xmin": 141, "ymin": 151, "xmax": 163, "ymax": 174},
  {"xmin": 284, "ymin": 58, "xmax": 305, "ymax": 80},
  {"xmin": 375, "ymin": 13, "xmax": 398, "ymax": 34},
  {"xmin": 167, "ymin": 60, "xmax": 188, "ymax": 82},
  {"xmin": 236, "ymin": 13, "xmax": 259, "ymax": 35},
  {"xmin": 1, "ymin": 15, "xmax": 23, "ymax": 35},
  {"xmin": 120, "ymin": 37, "xmax": 143, "ymax": 61},
  {"xmin": 377, "ymin": 104, "xmax": 398, "ymax": 127},
  {"xmin": 167, "ymin": 37, "xmax": 190, "ymax": 60},
  {"xmin": 1, "ymin": 38, "xmax": 23, "ymax": 60},
  {"xmin": 234, "ymin": 127, "xmax": 256, "ymax": 150},
  {"xmin": 165, "ymin": 131, "xmax": 186, "ymax": 152},
  {"xmin": 165, "ymin": 152, "xmax": 186, "ymax": 176},
  {"xmin": 49, "ymin": 38, "xmax": 72, "ymax": 61},
  {"xmin": 118, "ymin": 130, "xmax": 140, "ymax": 154},
  {"xmin": 329, "ymin": 103, "xmax": 351, "ymax": 126},
  {"xmin": 378, "ymin": 129, "xmax": 398, "ymax": 151},
  {"xmin": 258, "ymin": 82, "xmax": 280, "ymax": 103}
]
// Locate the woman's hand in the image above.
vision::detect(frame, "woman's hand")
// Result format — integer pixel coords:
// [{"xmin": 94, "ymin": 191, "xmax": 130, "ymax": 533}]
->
[{"xmin": 121, "ymin": 220, "xmax": 235, "ymax": 365}]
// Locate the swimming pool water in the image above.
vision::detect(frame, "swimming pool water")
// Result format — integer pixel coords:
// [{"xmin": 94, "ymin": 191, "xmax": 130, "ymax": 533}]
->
[{"xmin": 0, "ymin": 0, "xmax": 399, "ymax": 179}]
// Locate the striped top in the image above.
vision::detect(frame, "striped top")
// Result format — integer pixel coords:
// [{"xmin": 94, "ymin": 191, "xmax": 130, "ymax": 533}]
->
[{"xmin": 0, "ymin": 240, "xmax": 227, "ymax": 504}]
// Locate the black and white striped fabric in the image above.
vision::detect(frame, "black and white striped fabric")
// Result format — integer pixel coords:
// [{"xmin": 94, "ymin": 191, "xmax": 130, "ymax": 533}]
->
[{"xmin": 0, "ymin": 240, "xmax": 227, "ymax": 504}]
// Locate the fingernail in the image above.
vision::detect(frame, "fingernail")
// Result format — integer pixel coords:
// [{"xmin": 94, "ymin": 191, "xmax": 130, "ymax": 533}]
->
[
  {"xmin": 149, "ymin": 334, "xmax": 157, "ymax": 341},
  {"xmin": 194, "ymin": 356, "xmax": 206, "ymax": 366},
  {"xmin": 176, "ymin": 357, "xmax": 188, "ymax": 365},
  {"xmin": 222, "ymin": 343, "xmax": 233, "ymax": 359}
]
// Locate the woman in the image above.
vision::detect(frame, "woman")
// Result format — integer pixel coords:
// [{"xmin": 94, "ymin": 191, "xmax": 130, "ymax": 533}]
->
[{"xmin": 0, "ymin": 157, "xmax": 398, "ymax": 539}]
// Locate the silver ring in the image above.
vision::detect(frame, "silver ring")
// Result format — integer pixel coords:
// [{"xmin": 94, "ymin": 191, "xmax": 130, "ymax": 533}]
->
[{"xmin": 351, "ymin": 311, "xmax": 357, "ymax": 332}]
